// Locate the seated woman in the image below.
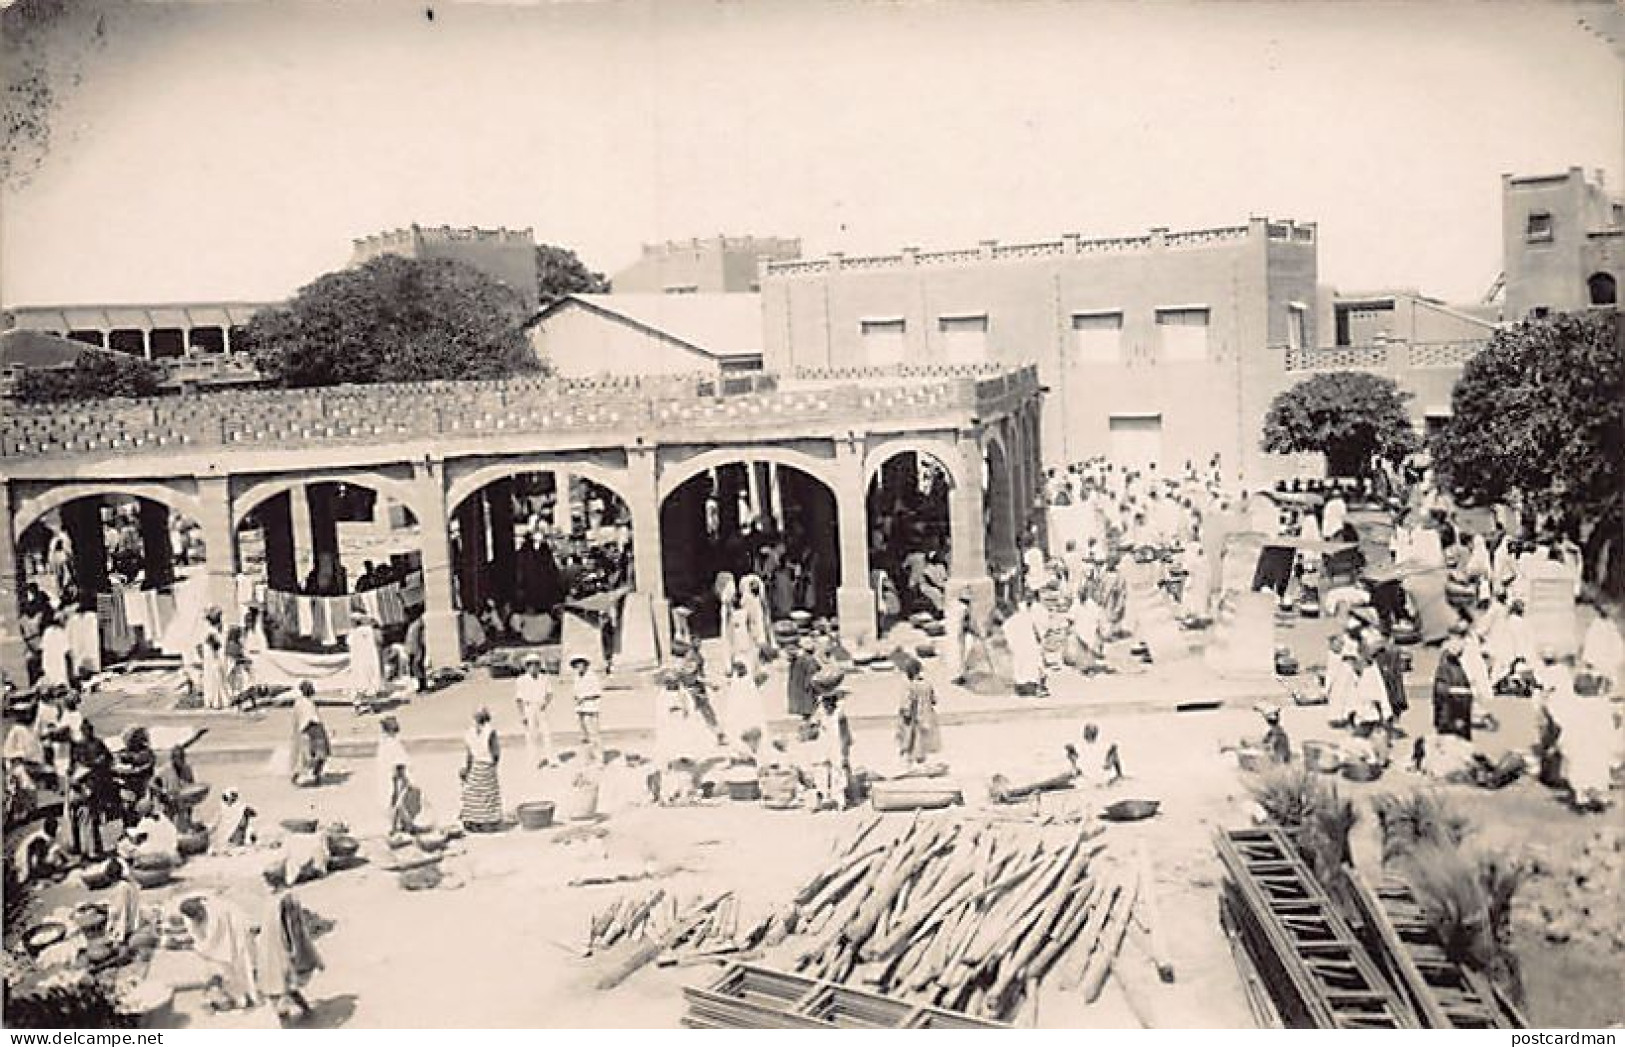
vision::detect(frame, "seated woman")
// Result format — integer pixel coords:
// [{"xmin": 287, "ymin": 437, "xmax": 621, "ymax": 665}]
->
[
  {"xmin": 210, "ymin": 787, "xmax": 258, "ymax": 852},
  {"xmin": 267, "ymin": 826, "xmax": 330, "ymax": 887},
  {"xmin": 179, "ymin": 894, "xmax": 259, "ymax": 1011},
  {"xmin": 120, "ymin": 801, "xmax": 181, "ymax": 866}
]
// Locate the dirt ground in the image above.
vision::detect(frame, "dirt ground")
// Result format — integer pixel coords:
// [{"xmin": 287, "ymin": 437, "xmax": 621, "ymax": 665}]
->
[{"xmin": 22, "ymin": 681, "xmax": 1622, "ymax": 1029}]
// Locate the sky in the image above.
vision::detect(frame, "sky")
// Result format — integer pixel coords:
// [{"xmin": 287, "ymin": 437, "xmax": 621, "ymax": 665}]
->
[{"xmin": 1, "ymin": 0, "xmax": 1621, "ymax": 307}]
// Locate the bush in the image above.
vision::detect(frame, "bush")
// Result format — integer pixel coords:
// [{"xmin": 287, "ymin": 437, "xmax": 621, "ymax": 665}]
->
[
  {"xmin": 12, "ymin": 352, "xmax": 162, "ymax": 404},
  {"xmin": 1371, "ymin": 790, "xmax": 1473, "ymax": 864}
]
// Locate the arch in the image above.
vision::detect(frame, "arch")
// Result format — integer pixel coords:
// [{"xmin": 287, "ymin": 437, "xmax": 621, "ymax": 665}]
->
[
  {"xmin": 657, "ymin": 445, "xmax": 838, "ymax": 504},
  {"xmin": 232, "ymin": 470, "xmax": 425, "ymax": 530},
  {"xmin": 13, "ymin": 481, "xmax": 203, "ymax": 539},
  {"xmin": 863, "ymin": 437, "xmax": 963, "ymax": 490},
  {"xmin": 446, "ymin": 459, "xmax": 632, "ymax": 518},
  {"xmin": 1588, "ymin": 271, "xmax": 1617, "ymax": 307}
]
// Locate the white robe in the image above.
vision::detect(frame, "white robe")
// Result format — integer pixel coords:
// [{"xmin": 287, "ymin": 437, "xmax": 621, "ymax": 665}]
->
[
  {"xmin": 1003, "ymin": 608, "xmax": 1045, "ymax": 687},
  {"xmin": 1581, "ymin": 618, "xmax": 1625, "ymax": 685},
  {"xmin": 1460, "ymin": 634, "xmax": 1495, "ymax": 706},
  {"xmin": 40, "ymin": 626, "xmax": 71, "ymax": 688},
  {"xmin": 722, "ymin": 674, "xmax": 766, "ymax": 743},
  {"xmin": 1321, "ymin": 497, "xmax": 1347, "ymax": 539},
  {"xmin": 347, "ymin": 625, "xmax": 384, "ymax": 695},
  {"xmin": 941, "ymin": 601, "xmax": 969, "ymax": 681}
]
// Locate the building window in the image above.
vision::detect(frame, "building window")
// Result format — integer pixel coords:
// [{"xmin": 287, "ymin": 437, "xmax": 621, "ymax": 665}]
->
[
  {"xmin": 109, "ymin": 330, "xmax": 147, "ymax": 357},
  {"xmin": 1526, "ymin": 211, "xmax": 1554, "ymax": 243},
  {"xmin": 938, "ymin": 313, "xmax": 988, "ymax": 364},
  {"xmin": 1287, "ymin": 303, "xmax": 1308, "ymax": 352},
  {"xmin": 1531, "ymin": 306, "xmax": 1550, "ymax": 320},
  {"xmin": 860, "ymin": 318, "xmax": 907, "ymax": 366},
  {"xmin": 662, "ymin": 284, "xmax": 699, "ymax": 295},
  {"xmin": 1155, "ymin": 307, "xmax": 1210, "ymax": 362},
  {"xmin": 1588, "ymin": 272, "xmax": 1617, "ymax": 306},
  {"xmin": 1071, "ymin": 311, "xmax": 1123, "ymax": 364}
]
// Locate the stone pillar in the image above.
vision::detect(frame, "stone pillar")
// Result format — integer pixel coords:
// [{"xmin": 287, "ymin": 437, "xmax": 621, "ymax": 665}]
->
[
  {"xmin": 306, "ymin": 483, "xmax": 340, "ymax": 575},
  {"xmin": 834, "ymin": 440, "xmax": 878, "ymax": 648},
  {"xmin": 949, "ymin": 432, "xmax": 996, "ymax": 626},
  {"xmin": 260, "ymin": 492, "xmax": 298, "ymax": 591},
  {"xmin": 138, "ymin": 500, "xmax": 174, "ymax": 589},
  {"xmin": 412, "ymin": 460, "xmax": 461, "ymax": 669},
  {"xmin": 194, "ymin": 476, "xmax": 237, "ymax": 622},
  {"xmin": 552, "ymin": 471, "xmax": 572, "ymax": 534},
  {"xmin": 486, "ymin": 479, "xmax": 517, "ymax": 608},
  {"xmin": 627, "ymin": 446, "xmax": 669, "ymax": 663},
  {"xmin": 0, "ymin": 482, "xmax": 27, "ymax": 687},
  {"xmin": 62, "ymin": 498, "xmax": 107, "ymax": 613}
]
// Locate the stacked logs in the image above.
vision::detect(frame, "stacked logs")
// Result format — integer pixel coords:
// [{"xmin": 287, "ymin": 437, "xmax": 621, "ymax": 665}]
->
[
  {"xmin": 772, "ymin": 815, "xmax": 1139, "ymax": 1022},
  {"xmin": 587, "ymin": 891, "xmax": 777, "ymax": 968}
]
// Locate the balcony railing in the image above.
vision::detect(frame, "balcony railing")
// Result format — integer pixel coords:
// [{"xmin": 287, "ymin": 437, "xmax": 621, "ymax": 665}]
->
[{"xmin": 1, "ymin": 364, "xmax": 1040, "ymax": 461}]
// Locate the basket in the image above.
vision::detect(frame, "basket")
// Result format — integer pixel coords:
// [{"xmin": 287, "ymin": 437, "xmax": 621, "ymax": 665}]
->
[
  {"xmin": 415, "ymin": 830, "xmax": 449, "ymax": 853},
  {"xmin": 517, "ymin": 801, "xmax": 556, "ymax": 830},
  {"xmin": 79, "ymin": 864, "xmax": 116, "ymax": 891},
  {"xmin": 562, "ymin": 779, "xmax": 601, "ymax": 821},
  {"xmin": 328, "ymin": 835, "xmax": 361, "ymax": 859},
  {"xmin": 726, "ymin": 778, "xmax": 762, "ymax": 802},
  {"xmin": 1341, "ymin": 760, "xmax": 1383, "ymax": 782},
  {"xmin": 176, "ymin": 783, "xmax": 210, "ymax": 807},
  {"xmin": 914, "ymin": 644, "xmax": 936, "ymax": 659},
  {"xmin": 280, "ymin": 817, "xmax": 319, "ymax": 834},
  {"xmin": 131, "ymin": 866, "xmax": 172, "ymax": 889},
  {"xmin": 1303, "ymin": 741, "xmax": 1343, "ymax": 773},
  {"xmin": 131, "ymin": 852, "xmax": 175, "ymax": 873},
  {"xmin": 177, "ymin": 829, "xmax": 209, "ymax": 857}
]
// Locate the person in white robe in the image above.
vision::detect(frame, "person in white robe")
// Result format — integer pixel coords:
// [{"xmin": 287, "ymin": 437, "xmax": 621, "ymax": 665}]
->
[
  {"xmin": 346, "ymin": 615, "xmax": 384, "ymax": 712},
  {"xmin": 1540, "ymin": 661, "xmax": 1617, "ymax": 811},
  {"xmin": 1580, "ymin": 607, "xmax": 1624, "ymax": 691},
  {"xmin": 1179, "ymin": 545, "xmax": 1212, "ymax": 620},
  {"xmin": 197, "ymin": 608, "xmax": 230, "ymax": 711},
  {"xmin": 1321, "ymin": 496, "xmax": 1348, "ymax": 540},
  {"xmin": 1323, "ymin": 638, "xmax": 1360, "ymax": 724},
  {"xmin": 1067, "ymin": 591, "xmax": 1104, "ymax": 667},
  {"xmin": 40, "ymin": 615, "xmax": 71, "ymax": 689},
  {"xmin": 1459, "ymin": 624, "xmax": 1496, "ymax": 707},
  {"xmin": 722, "ymin": 660, "xmax": 767, "ymax": 752},
  {"xmin": 1003, "ymin": 596, "xmax": 1047, "ymax": 695}
]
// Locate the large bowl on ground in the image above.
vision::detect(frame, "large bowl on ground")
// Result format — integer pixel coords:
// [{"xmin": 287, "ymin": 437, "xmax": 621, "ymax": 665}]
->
[
  {"xmin": 280, "ymin": 817, "xmax": 319, "ymax": 834},
  {"xmin": 1101, "ymin": 798, "xmax": 1161, "ymax": 822},
  {"xmin": 130, "ymin": 866, "xmax": 173, "ymax": 889},
  {"xmin": 23, "ymin": 922, "xmax": 67, "ymax": 957}
]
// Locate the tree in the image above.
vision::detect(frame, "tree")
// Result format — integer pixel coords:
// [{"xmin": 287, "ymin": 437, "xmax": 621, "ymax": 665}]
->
[
  {"xmin": 1431, "ymin": 310, "xmax": 1623, "ymax": 592},
  {"xmin": 1261, "ymin": 371, "xmax": 1419, "ymax": 478},
  {"xmin": 12, "ymin": 350, "xmax": 162, "ymax": 404},
  {"xmin": 243, "ymin": 254, "xmax": 540, "ymax": 387},
  {"xmin": 535, "ymin": 244, "xmax": 609, "ymax": 305}
]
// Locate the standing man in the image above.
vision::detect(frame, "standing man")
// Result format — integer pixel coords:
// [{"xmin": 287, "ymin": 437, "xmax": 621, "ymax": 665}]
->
[
  {"xmin": 403, "ymin": 614, "xmax": 427, "ymax": 693},
  {"xmin": 1431, "ymin": 621, "xmax": 1475, "ymax": 741},
  {"xmin": 514, "ymin": 653, "xmax": 554, "ymax": 769},
  {"xmin": 568, "ymin": 655, "xmax": 603, "ymax": 763},
  {"xmin": 1367, "ymin": 627, "xmax": 1409, "ymax": 725}
]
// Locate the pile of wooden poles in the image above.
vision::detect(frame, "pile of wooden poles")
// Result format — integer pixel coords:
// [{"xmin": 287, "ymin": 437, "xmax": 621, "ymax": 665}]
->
[
  {"xmin": 587, "ymin": 890, "xmax": 776, "ymax": 970},
  {"xmin": 773, "ymin": 814, "xmax": 1141, "ymax": 1022}
]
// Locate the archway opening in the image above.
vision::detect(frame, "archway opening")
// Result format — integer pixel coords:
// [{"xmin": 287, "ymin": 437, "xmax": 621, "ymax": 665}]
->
[
  {"xmin": 660, "ymin": 461, "xmax": 839, "ymax": 640},
  {"xmin": 1588, "ymin": 271, "xmax": 1617, "ymax": 307},
  {"xmin": 866, "ymin": 450, "xmax": 952, "ymax": 626},
  {"xmin": 15, "ymin": 493, "xmax": 207, "ymax": 682},
  {"xmin": 447, "ymin": 470, "xmax": 633, "ymax": 656},
  {"xmin": 234, "ymin": 481, "xmax": 422, "ymax": 652}
]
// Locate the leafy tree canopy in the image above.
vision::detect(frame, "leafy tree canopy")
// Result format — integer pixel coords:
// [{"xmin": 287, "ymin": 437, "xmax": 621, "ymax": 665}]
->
[
  {"xmin": 1261, "ymin": 370, "xmax": 1419, "ymax": 477},
  {"xmin": 243, "ymin": 254, "xmax": 540, "ymax": 388},
  {"xmin": 535, "ymin": 244, "xmax": 610, "ymax": 305},
  {"xmin": 12, "ymin": 350, "xmax": 162, "ymax": 404},
  {"xmin": 1431, "ymin": 311, "xmax": 1622, "ymax": 586}
]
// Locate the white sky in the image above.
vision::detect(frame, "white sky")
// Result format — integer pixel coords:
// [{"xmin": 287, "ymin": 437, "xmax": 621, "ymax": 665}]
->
[{"xmin": 2, "ymin": 0, "xmax": 1621, "ymax": 307}]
